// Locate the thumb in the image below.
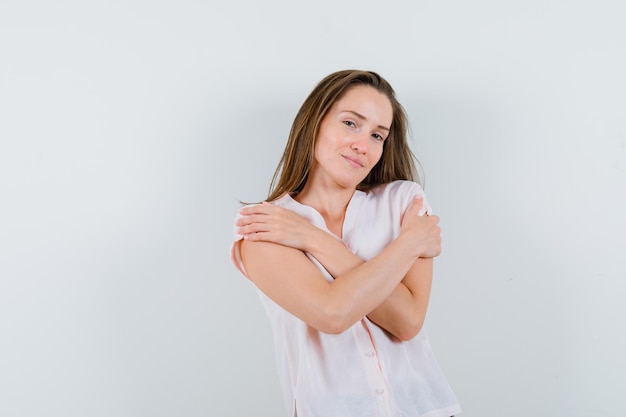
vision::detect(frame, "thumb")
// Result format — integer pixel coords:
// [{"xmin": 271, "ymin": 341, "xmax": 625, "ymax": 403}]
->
[{"xmin": 406, "ymin": 196, "xmax": 424, "ymax": 215}]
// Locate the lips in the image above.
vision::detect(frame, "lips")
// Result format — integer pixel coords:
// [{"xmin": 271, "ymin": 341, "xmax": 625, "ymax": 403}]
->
[{"xmin": 342, "ymin": 154, "xmax": 364, "ymax": 168}]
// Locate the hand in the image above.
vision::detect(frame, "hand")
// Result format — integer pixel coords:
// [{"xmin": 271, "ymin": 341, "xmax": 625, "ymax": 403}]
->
[
  {"xmin": 236, "ymin": 202, "xmax": 320, "ymax": 251},
  {"xmin": 400, "ymin": 197, "xmax": 442, "ymax": 258}
]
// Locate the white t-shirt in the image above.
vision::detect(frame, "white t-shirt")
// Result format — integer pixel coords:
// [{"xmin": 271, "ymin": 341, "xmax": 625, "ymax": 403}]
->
[{"xmin": 231, "ymin": 180, "xmax": 461, "ymax": 417}]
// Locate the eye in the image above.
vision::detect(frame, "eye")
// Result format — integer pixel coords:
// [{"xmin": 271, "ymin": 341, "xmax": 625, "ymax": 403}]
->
[
  {"xmin": 372, "ymin": 133, "xmax": 385, "ymax": 142},
  {"xmin": 343, "ymin": 120, "xmax": 356, "ymax": 128}
]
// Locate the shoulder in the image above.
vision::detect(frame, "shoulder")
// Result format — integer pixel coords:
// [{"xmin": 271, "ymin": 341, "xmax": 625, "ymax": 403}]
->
[
  {"xmin": 367, "ymin": 180, "xmax": 431, "ymax": 214},
  {"xmin": 367, "ymin": 180, "xmax": 425, "ymax": 201},
  {"xmin": 230, "ymin": 194, "xmax": 295, "ymax": 278},
  {"xmin": 233, "ymin": 195, "xmax": 293, "ymax": 234}
]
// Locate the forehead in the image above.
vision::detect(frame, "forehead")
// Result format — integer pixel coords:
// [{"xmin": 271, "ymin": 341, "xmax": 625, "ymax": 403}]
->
[{"xmin": 331, "ymin": 85, "xmax": 393, "ymax": 126}]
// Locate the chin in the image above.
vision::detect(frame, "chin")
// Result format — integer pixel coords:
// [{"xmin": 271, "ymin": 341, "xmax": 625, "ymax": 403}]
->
[{"xmin": 336, "ymin": 176, "xmax": 368, "ymax": 189}]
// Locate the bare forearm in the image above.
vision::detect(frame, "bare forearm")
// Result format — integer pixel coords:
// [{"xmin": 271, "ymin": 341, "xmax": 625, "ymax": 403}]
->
[
  {"xmin": 367, "ymin": 258, "xmax": 433, "ymax": 341},
  {"xmin": 305, "ymin": 229, "xmax": 363, "ymax": 277},
  {"xmin": 241, "ymin": 235, "xmax": 420, "ymax": 335},
  {"xmin": 307, "ymin": 230, "xmax": 430, "ymax": 340},
  {"xmin": 238, "ymin": 197, "xmax": 439, "ymax": 334},
  {"xmin": 366, "ymin": 285, "xmax": 423, "ymax": 340},
  {"xmin": 324, "ymin": 234, "xmax": 421, "ymax": 329}
]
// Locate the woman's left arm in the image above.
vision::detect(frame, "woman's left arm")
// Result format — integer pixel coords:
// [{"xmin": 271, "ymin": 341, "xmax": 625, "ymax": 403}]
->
[
  {"xmin": 366, "ymin": 258, "xmax": 432, "ymax": 341},
  {"xmin": 237, "ymin": 203, "xmax": 432, "ymax": 341}
]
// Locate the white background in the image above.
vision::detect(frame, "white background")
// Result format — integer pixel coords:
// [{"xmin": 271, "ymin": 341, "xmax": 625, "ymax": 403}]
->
[{"xmin": 1, "ymin": 1, "xmax": 625, "ymax": 416}]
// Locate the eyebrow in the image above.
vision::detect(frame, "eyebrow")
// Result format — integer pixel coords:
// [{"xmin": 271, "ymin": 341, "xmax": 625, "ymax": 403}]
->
[{"xmin": 342, "ymin": 110, "xmax": 390, "ymax": 132}]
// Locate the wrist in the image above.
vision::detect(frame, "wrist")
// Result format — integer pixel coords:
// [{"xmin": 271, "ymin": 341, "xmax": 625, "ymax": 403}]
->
[
  {"xmin": 307, "ymin": 227, "xmax": 342, "ymax": 256},
  {"xmin": 396, "ymin": 231, "xmax": 423, "ymax": 260}
]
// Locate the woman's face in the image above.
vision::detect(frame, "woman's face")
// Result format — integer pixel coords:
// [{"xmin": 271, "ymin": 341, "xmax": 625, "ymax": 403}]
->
[{"xmin": 311, "ymin": 85, "xmax": 393, "ymax": 190}]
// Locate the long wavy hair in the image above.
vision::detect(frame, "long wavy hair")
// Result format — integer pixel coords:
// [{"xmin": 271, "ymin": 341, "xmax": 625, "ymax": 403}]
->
[{"xmin": 266, "ymin": 69, "xmax": 419, "ymax": 202}]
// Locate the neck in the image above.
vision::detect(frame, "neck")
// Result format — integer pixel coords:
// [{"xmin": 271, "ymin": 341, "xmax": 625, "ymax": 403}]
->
[{"xmin": 294, "ymin": 183, "xmax": 356, "ymax": 238}]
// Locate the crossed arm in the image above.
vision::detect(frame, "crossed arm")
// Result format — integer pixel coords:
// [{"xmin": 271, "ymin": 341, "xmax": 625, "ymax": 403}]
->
[{"xmin": 236, "ymin": 198, "xmax": 438, "ymax": 341}]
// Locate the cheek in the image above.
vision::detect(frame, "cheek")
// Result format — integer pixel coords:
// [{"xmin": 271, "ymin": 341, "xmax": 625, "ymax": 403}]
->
[
  {"xmin": 371, "ymin": 146, "xmax": 384, "ymax": 165},
  {"xmin": 313, "ymin": 141, "xmax": 330, "ymax": 166}
]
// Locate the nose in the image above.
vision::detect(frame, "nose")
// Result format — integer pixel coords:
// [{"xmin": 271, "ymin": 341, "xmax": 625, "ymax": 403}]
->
[{"xmin": 350, "ymin": 134, "xmax": 369, "ymax": 154}]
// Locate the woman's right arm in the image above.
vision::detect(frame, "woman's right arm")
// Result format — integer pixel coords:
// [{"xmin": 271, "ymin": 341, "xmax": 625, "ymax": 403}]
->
[{"xmin": 238, "ymin": 198, "xmax": 440, "ymax": 334}]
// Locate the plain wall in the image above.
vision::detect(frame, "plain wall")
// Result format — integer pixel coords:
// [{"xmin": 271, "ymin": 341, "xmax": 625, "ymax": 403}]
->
[{"xmin": 1, "ymin": 1, "xmax": 625, "ymax": 416}]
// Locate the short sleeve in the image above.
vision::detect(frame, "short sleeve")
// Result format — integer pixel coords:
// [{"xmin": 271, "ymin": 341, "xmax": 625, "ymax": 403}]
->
[
  {"xmin": 413, "ymin": 184, "xmax": 433, "ymax": 216},
  {"xmin": 389, "ymin": 180, "xmax": 433, "ymax": 217},
  {"xmin": 230, "ymin": 208, "xmax": 250, "ymax": 279}
]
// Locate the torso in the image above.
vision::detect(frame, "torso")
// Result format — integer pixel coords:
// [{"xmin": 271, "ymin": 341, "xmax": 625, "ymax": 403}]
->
[{"xmin": 232, "ymin": 180, "xmax": 462, "ymax": 417}]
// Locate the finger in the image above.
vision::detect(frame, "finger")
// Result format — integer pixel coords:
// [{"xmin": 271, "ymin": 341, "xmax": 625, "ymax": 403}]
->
[
  {"xmin": 243, "ymin": 231, "xmax": 273, "ymax": 242},
  {"xmin": 239, "ymin": 203, "xmax": 272, "ymax": 216},
  {"xmin": 236, "ymin": 214, "xmax": 265, "ymax": 226},
  {"xmin": 238, "ymin": 214, "xmax": 275, "ymax": 230},
  {"xmin": 238, "ymin": 222, "xmax": 271, "ymax": 235},
  {"xmin": 253, "ymin": 201, "xmax": 282, "ymax": 214},
  {"xmin": 407, "ymin": 196, "xmax": 424, "ymax": 215},
  {"xmin": 401, "ymin": 197, "xmax": 423, "ymax": 224}
]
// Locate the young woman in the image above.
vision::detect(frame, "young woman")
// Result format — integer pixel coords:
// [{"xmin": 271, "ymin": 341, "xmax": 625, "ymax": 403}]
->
[{"xmin": 231, "ymin": 70, "xmax": 461, "ymax": 417}]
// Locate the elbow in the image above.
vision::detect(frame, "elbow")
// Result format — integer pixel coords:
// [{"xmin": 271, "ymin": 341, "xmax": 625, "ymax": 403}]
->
[
  {"xmin": 395, "ymin": 318, "xmax": 425, "ymax": 342},
  {"xmin": 320, "ymin": 321, "xmax": 350, "ymax": 335},
  {"xmin": 319, "ymin": 312, "xmax": 354, "ymax": 335},
  {"xmin": 315, "ymin": 302, "xmax": 356, "ymax": 335}
]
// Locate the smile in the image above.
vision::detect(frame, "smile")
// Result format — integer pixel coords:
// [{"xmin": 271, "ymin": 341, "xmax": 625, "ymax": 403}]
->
[{"xmin": 342, "ymin": 155, "xmax": 364, "ymax": 168}]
